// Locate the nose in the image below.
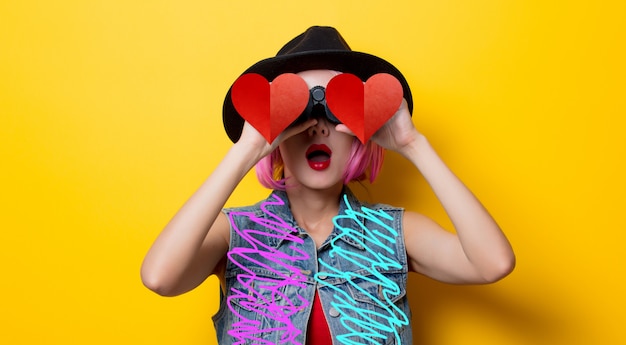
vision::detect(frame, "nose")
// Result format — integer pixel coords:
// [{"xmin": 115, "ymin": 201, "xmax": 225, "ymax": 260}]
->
[{"xmin": 307, "ymin": 118, "xmax": 330, "ymax": 137}]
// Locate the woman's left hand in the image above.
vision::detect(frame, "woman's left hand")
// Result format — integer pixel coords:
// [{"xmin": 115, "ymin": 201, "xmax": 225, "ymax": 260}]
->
[
  {"xmin": 336, "ymin": 98, "xmax": 423, "ymax": 154},
  {"xmin": 373, "ymin": 98, "xmax": 422, "ymax": 152}
]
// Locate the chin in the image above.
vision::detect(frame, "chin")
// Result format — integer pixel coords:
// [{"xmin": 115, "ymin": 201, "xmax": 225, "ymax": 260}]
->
[
  {"xmin": 289, "ymin": 176, "xmax": 344, "ymax": 191},
  {"xmin": 308, "ymin": 178, "xmax": 344, "ymax": 191}
]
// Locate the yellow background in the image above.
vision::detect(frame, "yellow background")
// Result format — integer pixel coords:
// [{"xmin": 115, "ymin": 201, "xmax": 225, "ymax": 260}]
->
[{"xmin": 1, "ymin": 1, "xmax": 624, "ymax": 344}]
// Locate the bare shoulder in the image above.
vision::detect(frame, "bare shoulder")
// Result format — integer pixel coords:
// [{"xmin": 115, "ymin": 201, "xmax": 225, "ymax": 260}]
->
[
  {"xmin": 402, "ymin": 210, "xmax": 451, "ymax": 239},
  {"xmin": 211, "ymin": 211, "xmax": 232, "ymax": 247},
  {"xmin": 197, "ymin": 211, "xmax": 231, "ymax": 278},
  {"xmin": 402, "ymin": 210, "xmax": 464, "ymax": 280}
]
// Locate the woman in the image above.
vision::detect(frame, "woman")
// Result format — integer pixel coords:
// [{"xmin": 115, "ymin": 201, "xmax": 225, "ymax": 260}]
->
[{"xmin": 141, "ymin": 26, "xmax": 515, "ymax": 345}]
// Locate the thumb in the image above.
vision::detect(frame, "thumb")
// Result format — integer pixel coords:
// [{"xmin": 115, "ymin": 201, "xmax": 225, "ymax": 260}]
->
[
  {"xmin": 334, "ymin": 124, "xmax": 355, "ymax": 137},
  {"xmin": 275, "ymin": 119, "xmax": 318, "ymax": 143}
]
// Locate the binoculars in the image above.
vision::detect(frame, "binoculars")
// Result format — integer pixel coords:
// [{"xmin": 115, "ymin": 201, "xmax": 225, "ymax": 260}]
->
[{"xmin": 291, "ymin": 85, "xmax": 341, "ymax": 126}]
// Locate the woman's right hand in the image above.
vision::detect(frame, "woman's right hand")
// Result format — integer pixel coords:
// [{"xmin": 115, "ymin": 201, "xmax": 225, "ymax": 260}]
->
[
  {"xmin": 141, "ymin": 118, "xmax": 319, "ymax": 297},
  {"xmin": 235, "ymin": 119, "xmax": 319, "ymax": 162}
]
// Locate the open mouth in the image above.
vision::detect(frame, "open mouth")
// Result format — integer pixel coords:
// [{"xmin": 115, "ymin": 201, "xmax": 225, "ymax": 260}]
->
[{"xmin": 306, "ymin": 144, "xmax": 332, "ymax": 171}]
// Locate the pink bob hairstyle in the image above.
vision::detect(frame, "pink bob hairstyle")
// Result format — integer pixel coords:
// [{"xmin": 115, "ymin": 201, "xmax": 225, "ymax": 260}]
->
[{"xmin": 255, "ymin": 138, "xmax": 385, "ymax": 190}]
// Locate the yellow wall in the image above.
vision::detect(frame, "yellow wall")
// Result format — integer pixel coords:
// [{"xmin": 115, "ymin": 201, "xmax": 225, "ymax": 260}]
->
[{"xmin": 2, "ymin": 1, "xmax": 624, "ymax": 344}]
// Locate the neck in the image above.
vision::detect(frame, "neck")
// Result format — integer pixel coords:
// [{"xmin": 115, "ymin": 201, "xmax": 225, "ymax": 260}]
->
[{"xmin": 285, "ymin": 183, "xmax": 344, "ymax": 242}]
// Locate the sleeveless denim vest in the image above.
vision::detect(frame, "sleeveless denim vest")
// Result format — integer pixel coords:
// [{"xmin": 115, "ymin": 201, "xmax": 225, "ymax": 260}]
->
[{"xmin": 213, "ymin": 188, "xmax": 412, "ymax": 345}]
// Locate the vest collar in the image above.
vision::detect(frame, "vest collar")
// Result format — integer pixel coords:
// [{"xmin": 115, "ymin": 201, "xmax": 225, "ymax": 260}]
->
[{"xmin": 264, "ymin": 186, "xmax": 366, "ymax": 250}]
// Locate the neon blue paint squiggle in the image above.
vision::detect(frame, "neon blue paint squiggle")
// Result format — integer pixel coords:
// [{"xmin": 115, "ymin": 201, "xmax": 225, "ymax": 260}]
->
[{"xmin": 316, "ymin": 195, "xmax": 409, "ymax": 345}]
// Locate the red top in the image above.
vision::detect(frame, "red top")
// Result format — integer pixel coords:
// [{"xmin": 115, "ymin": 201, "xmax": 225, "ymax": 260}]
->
[{"xmin": 306, "ymin": 291, "xmax": 332, "ymax": 345}]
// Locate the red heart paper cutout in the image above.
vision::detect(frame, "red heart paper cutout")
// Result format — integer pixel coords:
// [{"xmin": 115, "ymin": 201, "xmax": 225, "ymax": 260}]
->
[
  {"xmin": 326, "ymin": 73, "xmax": 403, "ymax": 143},
  {"xmin": 231, "ymin": 73, "xmax": 309, "ymax": 143}
]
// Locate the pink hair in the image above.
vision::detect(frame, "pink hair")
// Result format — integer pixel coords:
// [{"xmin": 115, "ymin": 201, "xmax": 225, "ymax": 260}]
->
[{"xmin": 255, "ymin": 138, "xmax": 385, "ymax": 190}]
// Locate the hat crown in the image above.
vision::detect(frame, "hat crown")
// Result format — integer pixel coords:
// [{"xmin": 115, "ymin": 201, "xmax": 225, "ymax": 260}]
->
[
  {"xmin": 277, "ymin": 26, "xmax": 352, "ymax": 56},
  {"xmin": 223, "ymin": 26, "xmax": 413, "ymax": 143}
]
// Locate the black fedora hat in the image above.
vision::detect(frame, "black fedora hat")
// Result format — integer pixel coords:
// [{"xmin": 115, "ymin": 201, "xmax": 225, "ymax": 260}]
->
[{"xmin": 222, "ymin": 26, "xmax": 413, "ymax": 142}]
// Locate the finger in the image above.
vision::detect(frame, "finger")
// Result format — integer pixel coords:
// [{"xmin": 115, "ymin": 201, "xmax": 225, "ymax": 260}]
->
[
  {"xmin": 334, "ymin": 124, "xmax": 355, "ymax": 136},
  {"xmin": 275, "ymin": 119, "xmax": 318, "ymax": 143},
  {"xmin": 398, "ymin": 98, "xmax": 409, "ymax": 112}
]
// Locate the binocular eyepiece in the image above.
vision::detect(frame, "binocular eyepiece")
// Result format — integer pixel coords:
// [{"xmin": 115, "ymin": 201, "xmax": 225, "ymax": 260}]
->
[{"xmin": 292, "ymin": 86, "xmax": 341, "ymax": 126}]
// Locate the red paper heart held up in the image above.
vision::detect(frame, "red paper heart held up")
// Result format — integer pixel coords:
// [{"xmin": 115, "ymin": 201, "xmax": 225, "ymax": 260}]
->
[
  {"xmin": 231, "ymin": 73, "xmax": 309, "ymax": 143},
  {"xmin": 326, "ymin": 73, "xmax": 403, "ymax": 143}
]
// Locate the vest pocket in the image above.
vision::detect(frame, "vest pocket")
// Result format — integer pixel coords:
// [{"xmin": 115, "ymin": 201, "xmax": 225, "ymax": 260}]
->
[
  {"xmin": 325, "ymin": 270, "xmax": 410, "ymax": 345},
  {"xmin": 348, "ymin": 271, "xmax": 406, "ymax": 305},
  {"xmin": 223, "ymin": 268, "xmax": 311, "ymax": 343}
]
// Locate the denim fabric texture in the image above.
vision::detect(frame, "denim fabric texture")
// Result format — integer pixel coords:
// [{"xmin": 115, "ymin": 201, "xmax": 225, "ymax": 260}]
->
[{"xmin": 213, "ymin": 187, "xmax": 412, "ymax": 345}]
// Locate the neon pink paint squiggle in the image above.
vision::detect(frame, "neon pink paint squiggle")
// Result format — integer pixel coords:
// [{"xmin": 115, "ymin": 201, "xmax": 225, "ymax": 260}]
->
[{"xmin": 227, "ymin": 195, "xmax": 310, "ymax": 345}]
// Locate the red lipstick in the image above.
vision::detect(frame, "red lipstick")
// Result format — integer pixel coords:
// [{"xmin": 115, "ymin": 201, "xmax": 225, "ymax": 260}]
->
[{"xmin": 306, "ymin": 144, "xmax": 332, "ymax": 171}]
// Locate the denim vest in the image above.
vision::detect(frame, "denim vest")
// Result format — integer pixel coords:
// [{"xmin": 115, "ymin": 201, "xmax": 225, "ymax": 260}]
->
[{"xmin": 213, "ymin": 188, "xmax": 412, "ymax": 345}]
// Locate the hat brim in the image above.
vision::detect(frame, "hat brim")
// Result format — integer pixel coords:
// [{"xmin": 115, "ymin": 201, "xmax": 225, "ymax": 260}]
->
[{"xmin": 223, "ymin": 50, "xmax": 413, "ymax": 143}]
